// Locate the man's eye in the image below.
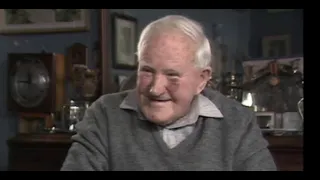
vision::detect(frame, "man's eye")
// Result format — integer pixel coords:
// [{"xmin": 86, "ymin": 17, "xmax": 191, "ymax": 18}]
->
[
  {"xmin": 140, "ymin": 67, "xmax": 153, "ymax": 73},
  {"xmin": 143, "ymin": 69, "xmax": 153, "ymax": 73},
  {"xmin": 167, "ymin": 73, "xmax": 179, "ymax": 77}
]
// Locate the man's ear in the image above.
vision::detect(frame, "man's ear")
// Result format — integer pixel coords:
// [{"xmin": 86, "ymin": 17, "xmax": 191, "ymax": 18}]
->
[{"xmin": 196, "ymin": 67, "xmax": 212, "ymax": 94}]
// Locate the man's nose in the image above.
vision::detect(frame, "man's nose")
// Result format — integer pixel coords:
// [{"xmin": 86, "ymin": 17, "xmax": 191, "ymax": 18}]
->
[{"xmin": 149, "ymin": 75, "xmax": 166, "ymax": 96}]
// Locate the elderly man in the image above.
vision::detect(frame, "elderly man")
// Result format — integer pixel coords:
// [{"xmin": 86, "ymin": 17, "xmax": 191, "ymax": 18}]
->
[{"xmin": 61, "ymin": 15, "xmax": 276, "ymax": 171}]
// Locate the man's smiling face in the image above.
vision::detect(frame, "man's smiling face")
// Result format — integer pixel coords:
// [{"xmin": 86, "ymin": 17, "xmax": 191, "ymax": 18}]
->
[{"xmin": 136, "ymin": 30, "xmax": 208, "ymax": 125}]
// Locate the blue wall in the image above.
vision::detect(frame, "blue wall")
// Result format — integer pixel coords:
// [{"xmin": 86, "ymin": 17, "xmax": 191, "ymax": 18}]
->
[
  {"xmin": 249, "ymin": 9, "xmax": 303, "ymax": 58},
  {"xmin": 0, "ymin": 9, "xmax": 250, "ymax": 170},
  {"xmin": 110, "ymin": 9, "xmax": 251, "ymax": 76}
]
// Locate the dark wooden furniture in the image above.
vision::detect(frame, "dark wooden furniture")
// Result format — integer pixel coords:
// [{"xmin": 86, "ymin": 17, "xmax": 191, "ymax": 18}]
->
[
  {"xmin": 266, "ymin": 135, "xmax": 303, "ymax": 171},
  {"xmin": 7, "ymin": 134, "xmax": 303, "ymax": 171},
  {"xmin": 7, "ymin": 133, "xmax": 73, "ymax": 171}
]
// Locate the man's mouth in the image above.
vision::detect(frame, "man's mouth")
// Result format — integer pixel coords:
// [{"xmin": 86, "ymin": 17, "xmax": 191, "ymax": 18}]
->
[{"xmin": 149, "ymin": 98, "xmax": 171, "ymax": 103}]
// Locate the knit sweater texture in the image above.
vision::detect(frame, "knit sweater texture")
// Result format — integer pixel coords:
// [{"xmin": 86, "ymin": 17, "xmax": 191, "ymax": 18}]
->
[{"xmin": 61, "ymin": 88, "xmax": 277, "ymax": 171}]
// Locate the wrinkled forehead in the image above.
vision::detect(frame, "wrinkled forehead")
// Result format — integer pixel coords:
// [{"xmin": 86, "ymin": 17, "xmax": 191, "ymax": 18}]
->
[{"xmin": 140, "ymin": 30, "xmax": 197, "ymax": 64}]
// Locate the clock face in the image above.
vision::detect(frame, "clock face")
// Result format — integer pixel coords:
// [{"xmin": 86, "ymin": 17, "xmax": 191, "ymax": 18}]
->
[{"xmin": 10, "ymin": 57, "xmax": 50, "ymax": 108}]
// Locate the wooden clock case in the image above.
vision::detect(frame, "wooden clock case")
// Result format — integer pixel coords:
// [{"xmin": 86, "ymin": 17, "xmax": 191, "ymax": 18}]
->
[{"xmin": 7, "ymin": 53, "xmax": 66, "ymax": 114}]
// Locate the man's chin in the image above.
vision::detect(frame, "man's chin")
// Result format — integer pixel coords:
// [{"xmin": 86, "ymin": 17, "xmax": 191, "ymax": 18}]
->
[
  {"xmin": 148, "ymin": 117, "xmax": 175, "ymax": 126},
  {"xmin": 143, "ymin": 111, "xmax": 175, "ymax": 126}
]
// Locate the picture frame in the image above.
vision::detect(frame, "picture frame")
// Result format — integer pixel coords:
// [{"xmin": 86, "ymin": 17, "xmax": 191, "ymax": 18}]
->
[
  {"xmin": 0, "ymin": 9, "xmax": 90, "ymax": 34},
  {"xmin": 99, "ymin": 9, "xmax": 116, "ymax": 94},
  {"xmin": 262, "ymin": 34, "xmax": 291, "ymax": 58},
  {"xmin": 111, "ymin": 13, "xmax": 138, "ymax": 69}
]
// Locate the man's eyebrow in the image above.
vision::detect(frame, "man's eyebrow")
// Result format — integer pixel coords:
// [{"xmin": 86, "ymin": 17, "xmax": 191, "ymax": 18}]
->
[
  {"xmin": 163, "ymin": 69, "xmax": 181, "ymax": 76},
  {"xmin": 139, "ymin": 65, "xmax": 181, "ymax": 76},
  {"xmin": 140, "ymin": 65, "xmax": 155, "ymax": 72}
]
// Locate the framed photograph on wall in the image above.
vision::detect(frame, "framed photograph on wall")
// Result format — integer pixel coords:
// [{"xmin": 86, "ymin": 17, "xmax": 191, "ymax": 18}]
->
[
  {"xmin": 262, "ymin": 34, "xmax": 291, "ymax": 58},
  {"xmin": 0, "ymin": 9, "xmax": 90, "ymax": 34},
  {"xmin": 111, "ymin": 13, "xmax": 138, "ymax": 69}
]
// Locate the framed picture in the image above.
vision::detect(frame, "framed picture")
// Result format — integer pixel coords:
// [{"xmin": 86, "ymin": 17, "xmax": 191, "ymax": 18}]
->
[
  {"xmin": 262, "ymin": 35, "xmax": 291, "ymax": 58},
  {"xmin": 0, "ymin": 9, "xmax": 90, "ymax": 34},
  {"xmin": 111, "ymin": 13, "xmax": 138, "ymax": 69}
]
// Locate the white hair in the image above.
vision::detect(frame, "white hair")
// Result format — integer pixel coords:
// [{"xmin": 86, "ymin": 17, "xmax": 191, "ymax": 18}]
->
[{"xmin": 137, "ymin": 15, "xmax": 212, "ymax": 69}]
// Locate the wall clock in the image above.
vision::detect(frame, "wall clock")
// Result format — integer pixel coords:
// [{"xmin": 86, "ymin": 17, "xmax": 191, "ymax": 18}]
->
[{"xmin": 7, "ymin": 53, "xmax": 66, "ymax": 113}]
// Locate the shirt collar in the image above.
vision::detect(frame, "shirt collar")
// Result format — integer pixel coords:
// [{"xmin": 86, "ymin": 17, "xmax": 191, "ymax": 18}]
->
[{"xmin": 119, "ymin": 89, "xmax": 223, "ymax": 128}]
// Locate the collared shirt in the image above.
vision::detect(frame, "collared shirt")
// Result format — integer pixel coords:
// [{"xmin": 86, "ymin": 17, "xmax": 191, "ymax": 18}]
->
[{"xmin": 120, "ymin": 90, "xmax": 223, "ymax": 148}]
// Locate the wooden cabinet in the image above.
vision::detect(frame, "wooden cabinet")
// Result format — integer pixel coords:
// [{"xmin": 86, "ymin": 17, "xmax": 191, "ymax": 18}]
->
[
  {"xmin": 7, "ymin": 133, "xmax": 73, "ymax": 171},
  {"xmin": 266, "ymin": 135, "xmax": 303, "ymax": 171},
  {"xmin": 7, "ymin": 134, "xmax": 303, "ymax": 171}
]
